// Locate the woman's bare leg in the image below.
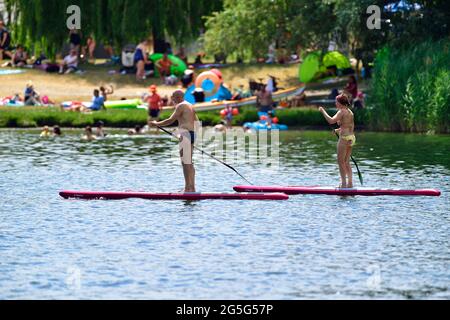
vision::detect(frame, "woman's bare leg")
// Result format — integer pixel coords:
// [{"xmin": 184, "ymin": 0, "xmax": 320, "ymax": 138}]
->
[
  {"xmin": 345, "ymin": 145, "xmax": 353, "ymax": 188},
  {"xmin": 136, "ymin": 61, "xmax": 144, "ymax": 79},
  {"xmin": 337, "ymin": 140, "xmax": 347, "ymax": 188}
]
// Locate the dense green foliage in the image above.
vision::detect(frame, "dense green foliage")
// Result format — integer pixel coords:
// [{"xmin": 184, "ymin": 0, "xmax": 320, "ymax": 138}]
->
[
  {"xmin": 4, "ymin": 0, "xmax": 223, "ymax": 56},
  {"xmin": 204, "ymin": 0, "xmax": 450, "ymax": 59},
  {"xmin": 0, "ymin": 106, "xmax": 368, "ymax": 129},
  {"xmin": 368, "ymin": 40, "xmax": 450, "ymax": 133}
]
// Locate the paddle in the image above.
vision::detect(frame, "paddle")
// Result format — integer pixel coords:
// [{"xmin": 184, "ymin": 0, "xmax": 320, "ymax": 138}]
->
[
  {"xmin": 333, "ymin": 128, "xmax": 364, "ymax": 186},
  {"xmin": 155, "ymin": 125, "xmax": 254, "ymax": 185}
]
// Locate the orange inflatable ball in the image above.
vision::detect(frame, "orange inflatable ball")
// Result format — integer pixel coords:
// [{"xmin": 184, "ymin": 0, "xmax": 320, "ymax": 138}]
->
[
  {"xmin": 220, "ymin": 109, "xmax": 227, "ymax": 118},
  {"xmin": 272, "ymin": 117, "xmax": 279, "ymax": 124},
  {"xmin": 232, "ymin": 108, "xmax": 239, "ymax": 116},
  {"xmin": 260, "ymin": 115, "xmax": 268, "ymax": 121}
]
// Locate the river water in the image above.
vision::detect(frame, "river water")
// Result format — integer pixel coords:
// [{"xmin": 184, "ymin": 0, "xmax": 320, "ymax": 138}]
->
[{"xmin": 0, "ymin": 129, "xmax": 448, "ymax": 299}]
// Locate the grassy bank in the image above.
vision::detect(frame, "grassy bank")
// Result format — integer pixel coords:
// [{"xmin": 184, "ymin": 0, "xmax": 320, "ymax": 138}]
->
[
  {"xmin": 368, "ymin": 40, "xmax": 450, "ymax": 133},
  {"xmin": 0, "ymin": 107, "xmax": 369, "ymax": 129}
]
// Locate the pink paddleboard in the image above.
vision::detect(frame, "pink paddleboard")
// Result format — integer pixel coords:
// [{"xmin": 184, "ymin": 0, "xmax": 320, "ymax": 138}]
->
[
  {"xmin": 233, "ymin": 186, "xmax": 441, "ymax": 197},
  {"xmin": 59, "ymin": 190, "xmax": 289, "ymax": 201}
]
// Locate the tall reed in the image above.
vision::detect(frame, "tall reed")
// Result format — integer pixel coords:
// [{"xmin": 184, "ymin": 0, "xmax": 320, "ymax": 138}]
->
[{"xmin": 368, "ymin": 40, "xmax": 450, "ymax": 133}]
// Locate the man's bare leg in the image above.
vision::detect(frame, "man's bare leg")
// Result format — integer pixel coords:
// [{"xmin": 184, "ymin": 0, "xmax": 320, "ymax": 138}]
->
[
  {"xmin": 180, "ymin": 144, "xmax": 196, "ymax": 192},
  {"xmin": 182, "ymin": 163, "xmax": 196, "ymax": 192}
]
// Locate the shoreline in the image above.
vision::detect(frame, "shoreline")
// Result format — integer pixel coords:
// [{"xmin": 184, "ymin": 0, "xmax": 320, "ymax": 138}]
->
[{"xmin": 2, "ymin": 126, "xmax": 448, "ymax": 136}]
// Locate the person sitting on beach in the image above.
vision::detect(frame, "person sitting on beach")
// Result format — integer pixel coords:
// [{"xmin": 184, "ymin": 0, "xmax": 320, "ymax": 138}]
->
[
  {"xmin": 82, "ymin": 126, "xmax": 96, "ymax": 141},
  {"xmin": 344, "ymin": 75, "xmax": 358, "ymax": 102},
  {"xmin": 12, "ymin": 45, "xmax": 28, "ymax": 67},
  {"xmin": 53, "ymin": 126, "xmax": 62, "ymax": 137},
  {"xmin": 100, "ymin": 85, "xmax": 114, "ymax": 102},
  {"xmin": 41, "ymin": 95, "xmax": 54, "ymax": 106},
  {"xmin": 69, "ymin": 28, "xmax": 82, "ymax": 54},
  {"xmin": 0, "ymin": 20, "xmax": 12, "ymax": 61},
  {"xmin": 82, "ymin": 35, "xmax": 96, "ymax": 61},
  {"xmin": 319, "ymin": 94, "xmax": 355, "ymax": 189},
  {"xmin": 231, "ymin": 86, "xmax": 243, "ymax": 101},
  {"xmin": 156, "ymin": 53, "xmax": 175, "ymax": 80},
  {"xmin": 193, "ymin": 88, "xmax": 205, "ymax": 103},
  {"xmin": 59, "ymin": 50, "xmax": 79, "ymax": 74},
  {"xmin": 176, "ymin": 47, "xmax": 188, "ymax": 64},
  {"xmin": 89, "ymin": 89, "xmax": 105, "ymax": 111},
  {"xmin": 40, "ymin": 126, "xmax": 51, "ymax": 138},
  {"xmin": 194, "ymin": 53, "xmax": 204, "ymax": 65},
  {"xmin": 181, "ymin": 69, "xmax": 195, "ymax": 88},
  {"xmin": 9, "ymin": 93, "xmax": 22, "ymax": 105},
  {"xmin": 95, "ymin": 121, "xmax": 106, "ymax": 138},
  {"xmin": 24, "ymin": 81, "xmax": 42, "ymax": 106},
  {"xmin": 232, "ymin": 85, "xmax": 251, "ymax": 100}
]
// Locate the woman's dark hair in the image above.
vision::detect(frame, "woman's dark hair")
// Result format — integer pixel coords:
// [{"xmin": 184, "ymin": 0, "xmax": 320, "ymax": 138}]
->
[{"xmin": 336, "ymin": 94, "xmax": 350, "ymax": 107}]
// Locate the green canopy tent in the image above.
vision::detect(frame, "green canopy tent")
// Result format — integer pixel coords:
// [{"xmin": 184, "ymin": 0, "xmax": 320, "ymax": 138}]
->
[
  {"xmin": 299, "ymin": 51, "xmax": 352, "ymax": 83},
  {"xmin": 323, "ymin": 51, "xmax": 351, "ymax": 70},
  {"xmin": 299, "ymin": 51, "xmax": 322, "ymax": 83}
]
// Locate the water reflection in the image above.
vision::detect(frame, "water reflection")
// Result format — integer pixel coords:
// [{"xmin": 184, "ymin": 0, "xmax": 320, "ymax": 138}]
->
[{"xmin": 0, "ymin": 129, "xmax": 448, "ymax": 299}]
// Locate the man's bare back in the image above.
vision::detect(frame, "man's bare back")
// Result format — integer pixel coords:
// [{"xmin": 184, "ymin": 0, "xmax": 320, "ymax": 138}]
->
[
  {"xmin": 150, "ymin": 90, "xmax": 197, "ymax": 192},
  {"xmin": 175, "ymin": 101, "xmax": 197, "ymax": 132}
]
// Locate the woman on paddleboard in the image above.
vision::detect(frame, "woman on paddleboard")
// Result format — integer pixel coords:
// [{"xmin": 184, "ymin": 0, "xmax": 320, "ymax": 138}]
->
[{"xmin": 319, "ymin": 94, "xmax": 355, "ymax": 188}]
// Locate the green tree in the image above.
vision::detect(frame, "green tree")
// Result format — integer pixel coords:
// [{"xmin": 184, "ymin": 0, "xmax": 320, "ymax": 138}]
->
[{"xmin": 4, "ymin": 0, "xmax": 223, "ymax": 57}]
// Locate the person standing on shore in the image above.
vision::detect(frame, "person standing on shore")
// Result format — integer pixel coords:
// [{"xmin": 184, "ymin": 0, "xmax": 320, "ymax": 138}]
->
[
  {"xmin": 150, "ymin": 90, "xmax": 198, "ymax": 192},
  {"xmin": 0, "ymin": 20, "xmax": 12, "ymax": 60},
  {"xmin": 145, "ymin": 85, "xmax": 163, "ymax": 130},
  {"xmin": 257, "ymin": 85, "xmax": 273, "ymax": 113}
]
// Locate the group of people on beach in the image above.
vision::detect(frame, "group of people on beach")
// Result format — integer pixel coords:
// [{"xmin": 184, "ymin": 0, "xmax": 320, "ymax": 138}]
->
[{"xmin": 65, "ymin": 85, "xmax": 114, "ymax": 112}]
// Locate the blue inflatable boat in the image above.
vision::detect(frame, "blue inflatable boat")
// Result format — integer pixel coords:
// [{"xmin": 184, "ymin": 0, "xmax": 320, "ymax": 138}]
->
[{"xmin": 244, "ymin": 112, "xmax": 288, "ymax": 131}]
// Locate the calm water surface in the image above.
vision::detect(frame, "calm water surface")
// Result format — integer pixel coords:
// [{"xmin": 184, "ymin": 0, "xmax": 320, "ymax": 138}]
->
[{"xmin": 0, "ymin": 129, "xmax": 448, "ymax": 299}]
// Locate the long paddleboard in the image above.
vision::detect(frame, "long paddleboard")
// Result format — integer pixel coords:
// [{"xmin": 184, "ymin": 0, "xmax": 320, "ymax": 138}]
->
[
  {"xmin": 233, "ymin": 186, "xmax": 441, "ymax": 197},
  {"xmin": 59, "ymin": 191, "xmax": 289, "ymax": 201}
]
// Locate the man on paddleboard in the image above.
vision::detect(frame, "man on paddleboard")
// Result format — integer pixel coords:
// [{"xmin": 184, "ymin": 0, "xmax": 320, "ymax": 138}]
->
[{"xmin": 150, "ymin": 90, "xmax": 198, "ymax": 192}]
